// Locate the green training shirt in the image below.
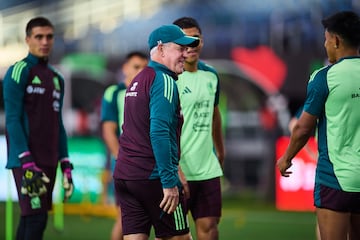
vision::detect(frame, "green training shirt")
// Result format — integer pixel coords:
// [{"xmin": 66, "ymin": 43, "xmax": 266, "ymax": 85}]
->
[
  {"xmin": 176, "ymin": 61, "xmax": 223, "ymax": 181},
  {"xmin": 304, "ymin": 57, "xmax": 360, "ymax": 192}
]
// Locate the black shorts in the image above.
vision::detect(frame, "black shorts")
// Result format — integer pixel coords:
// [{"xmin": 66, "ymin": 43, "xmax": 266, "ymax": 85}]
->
[
  {"xmin": 13, "ymin": 166, "xmax": 57, "ymax": 216},
  {"xmin": 186, "ymin": 177, "xmax": 222, "ymax": 219},
  {"xmin": 314, "ymin": 183, "xmax": 360, "ymax": 213},
  {"xmin": 114, "ymin": 179, "xmax": 189, "ymax": 238}
]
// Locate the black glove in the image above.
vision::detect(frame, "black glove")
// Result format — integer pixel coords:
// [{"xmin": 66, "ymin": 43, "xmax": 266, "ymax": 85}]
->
[
  {"xmin": 20, "ymin": 152, "xmax": 50, "ymax": 197},
  {"xmin": 60, "ymin": 158, "xmax": 74, "ymax": 202}
]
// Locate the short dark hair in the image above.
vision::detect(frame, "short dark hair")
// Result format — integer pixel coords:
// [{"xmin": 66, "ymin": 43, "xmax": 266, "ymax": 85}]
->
[
  {"xmin": 26, "ymin": 17, "xmax": 54, "ymax": 36},
  {"xmin": 173, "ymin": 17, "xmax": 202, "ymax": 34},
  {"xmin": 125, "ymin": 51, "xmax": 148, "ymax": 62},
  {"xmin": 322, "ymin": 11, "xmax": 360, "ymax": 48}
]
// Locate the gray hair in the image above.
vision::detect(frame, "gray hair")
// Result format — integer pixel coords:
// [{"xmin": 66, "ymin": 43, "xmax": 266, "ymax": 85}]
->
[
  {"xmin": 150, "ymin": 46, "xmax": 158, "ymax": 56},
  {"xmin": 150, "ymin": 42, "xmax": 172, "ymax": 57}
]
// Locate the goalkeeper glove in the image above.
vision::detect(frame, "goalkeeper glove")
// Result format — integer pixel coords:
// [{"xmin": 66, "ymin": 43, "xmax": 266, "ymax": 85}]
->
[
  {"xmin": 60, "ymin": 158, "xmax": 74, "ymax": 202},
  {"xmin": 19, "ymin": 152, "xmax": 50, "ymax": 197}
]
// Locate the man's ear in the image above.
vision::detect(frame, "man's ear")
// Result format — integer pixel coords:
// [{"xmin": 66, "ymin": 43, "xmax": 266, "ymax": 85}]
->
[
  {"xmin": 159, "ymin": 44, "xmax": 167, "ymax": 57},
  {"xmin": 334, "ymin": 34, "xmax": 341, "ymax": 48},
  {"xmin": 199, "ymin": 37, "xmax": 204, "ymax": 48}
]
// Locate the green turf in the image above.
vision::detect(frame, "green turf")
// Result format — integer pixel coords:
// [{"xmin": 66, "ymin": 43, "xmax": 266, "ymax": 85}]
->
[{"xmin": 0, "ymin": 197, "xmax": 317, "ymax": 240}]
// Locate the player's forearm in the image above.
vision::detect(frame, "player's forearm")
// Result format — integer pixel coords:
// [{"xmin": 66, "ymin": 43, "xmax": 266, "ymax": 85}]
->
[
  {"xmin": 5, "ymin": 102, "xmax": 31, "ymax": 167},
  {"xmin": 213, "ymin": 132, "xmax": 225, "ymax": 166},
  {"xmin": 4, "ymin": 79, "xmax": 29, "ymax": 157},
  {"xmin": 212, "ymin": 107, "xmax": 225, "ymax": 166},
  {"xmin": 103, "ymin": 135, "xmax": 119, "ymax": 158},
  {"xmin": 5, "ymin": 114, "xmax": 29, "ymax": 158},
  {"xmin": 59, "ymin": 115, "xmax": 69, "ymax": 159},
  {"xmin": 102, "ymin": 122, "xmax": 120, "ymax": 158},
  {"xmin": 283, "ymin": 124, "xmax": 312, "ymax": 162},
  {"xmin": 283, "ymin": 111, "xmax": 317, "ymax": 162}
]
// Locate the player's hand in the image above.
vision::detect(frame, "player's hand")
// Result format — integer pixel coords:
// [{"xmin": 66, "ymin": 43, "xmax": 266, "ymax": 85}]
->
[
  {"xmin": 160, "ymin": 186, "xmax": 179, "ymax": 214},
  {"xmin": 276, "ymin": 156, "xmax": 293, "ymax": 177},
  {"xmin": 20, "ymin": 153, "xmax": 50, "ymax": 197},
  {"xmin": 217, "ymin": 151, "xmax": 225, "ymax": 170},
  {"xmin": 60, "ymin": 158, "xmax": 74, "ymax": 202}
]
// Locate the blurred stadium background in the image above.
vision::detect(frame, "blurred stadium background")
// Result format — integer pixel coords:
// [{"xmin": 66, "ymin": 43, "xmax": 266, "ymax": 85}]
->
[{"xmin": 0, "ymin": 0, "xmax": 359, "ymax": 239}]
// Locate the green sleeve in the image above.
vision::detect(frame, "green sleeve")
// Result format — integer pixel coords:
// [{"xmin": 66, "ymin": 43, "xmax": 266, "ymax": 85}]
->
[
  {"xmin": 58, "ymin": 73, "xmax": 69, "ymax": 160},
  {"xmin": 3, "ymin": 62, "xmax": 30, "ymax": 165}
]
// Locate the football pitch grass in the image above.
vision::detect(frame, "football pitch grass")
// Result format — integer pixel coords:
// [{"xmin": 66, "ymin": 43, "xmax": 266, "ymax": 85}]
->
[{"xmin": 0, "ymin": 196, "xmax": 317, "ymax": 240}]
